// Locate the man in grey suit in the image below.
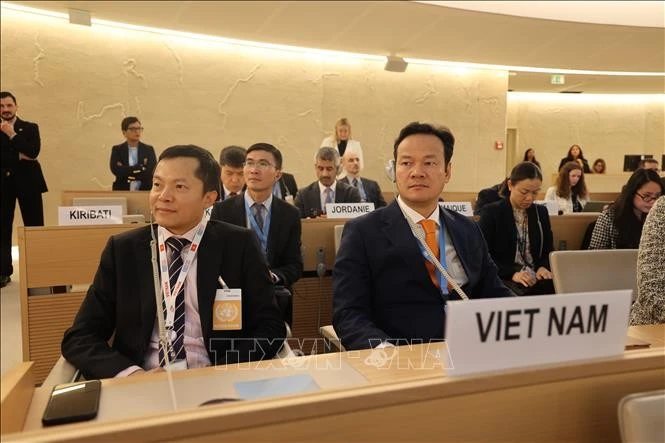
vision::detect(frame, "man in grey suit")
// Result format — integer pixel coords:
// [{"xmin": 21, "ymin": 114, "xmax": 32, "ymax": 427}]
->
[
  {"xmin": 340, "ymin": 150, "xmax": 386, "ymax": 209},
  {"xmin": 294, "ymin": 147, "xmax": 360, "ymax": 218}
]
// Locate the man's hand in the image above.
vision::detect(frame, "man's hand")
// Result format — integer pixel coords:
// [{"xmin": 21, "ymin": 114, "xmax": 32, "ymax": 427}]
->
[{"xmin": 0, "ymin": 120, "xmax": 16, "ymax": 138}]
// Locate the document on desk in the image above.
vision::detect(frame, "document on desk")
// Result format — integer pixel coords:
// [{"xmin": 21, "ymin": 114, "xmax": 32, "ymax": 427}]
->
[{"xmin": 235, "ymin": 374, "xmax": 320, "ymax": 400}]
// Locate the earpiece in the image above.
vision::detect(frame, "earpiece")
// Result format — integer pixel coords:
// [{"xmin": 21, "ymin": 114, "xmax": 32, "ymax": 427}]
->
[{"xmin": 385, "ymin": 159, "xmax": 396, "ymax": 183}]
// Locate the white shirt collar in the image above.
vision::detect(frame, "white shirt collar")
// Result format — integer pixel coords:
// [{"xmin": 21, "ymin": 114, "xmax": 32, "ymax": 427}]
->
[
  {"xmin": 158, "ymin": 216, "xmax": 204, "ymax": 242},
  {"xmin": 396, "ymin": 195, "xmax": 440, "ymax": 227},
  {"xmin": 244, "ymin": 191, "xmax": 273, "ymax": 211},
  {"xmin": 318, "ymin": 180, "xmax": 337, "ymax": 195}
]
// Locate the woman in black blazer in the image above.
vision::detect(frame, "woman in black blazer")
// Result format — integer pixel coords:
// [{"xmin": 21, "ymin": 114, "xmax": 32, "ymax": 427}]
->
[
  {"xmin": 478, "ymin": 162, "xmax": 555, "ymax": 296},
  {"xmin": 558, "ymin": 144, "xmax": 591, "ymax": 173}
]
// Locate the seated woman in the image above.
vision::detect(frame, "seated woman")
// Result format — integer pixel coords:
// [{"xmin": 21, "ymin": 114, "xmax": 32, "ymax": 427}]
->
[
  {"xmin": 558, "ymin": 144, "xmax": 591, "ymax": 173},
  {"xmin": 589, "ymin": 169, "xmax": 663, "ymax": 249},
  {"xmin": 479, "ymin": 162, "xmax": 554, "ymax": 296},
  {"xmin": 544, "ymin": 161, "xmax": 589, "ymax": 214},
  {"xmin": 592, "ymin": 158, "xmax": 606, "ymax": 174},
  {"xmin": 630, "ymin": 196, "xmax": 665, "ymax": 325}
]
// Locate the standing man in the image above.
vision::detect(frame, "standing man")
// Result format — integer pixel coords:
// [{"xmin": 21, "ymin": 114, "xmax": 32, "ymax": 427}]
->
[
  {"xmin": 294, "ymin": 147, "xmax": 361, "ymax": 218},
  {"xmin": 0, "ymin": 91, "xmax": 47, "ymax": 288},
  {"xmin": 110, "ymin": 116, "xmax": 157, "ymax": 191},
  {"xmin": 62, "ymin": 145, "xmax": 285, "ymax": 380},
  {"xmin": 211, "ymin": 143, "xmax": 303, "ymax": 324},
  {"xmin": 219, "ymin": 145, "xmax": 246, "ymax": 200},
  {"xmin": 333, "ymin": 122, "xmax": 512, "ymax": 351},
  {"xmin": 340, "ymin": 150, "xmax": 387, "ymax": 209}
]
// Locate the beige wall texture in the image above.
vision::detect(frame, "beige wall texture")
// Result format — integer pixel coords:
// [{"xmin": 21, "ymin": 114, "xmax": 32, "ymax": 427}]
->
[
  {"xmin": 507, "ymin": 95, "xmax": 665, "ymax": 179},
  {"xmin": 1, "ymin": 9, "xmax": 509, "ymax": 226}
]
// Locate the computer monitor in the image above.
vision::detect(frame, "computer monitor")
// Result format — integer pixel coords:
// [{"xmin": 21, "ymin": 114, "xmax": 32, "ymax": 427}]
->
[{"xmin": 623, "ymin": 154, "xmax": 653, "ymax": 172}]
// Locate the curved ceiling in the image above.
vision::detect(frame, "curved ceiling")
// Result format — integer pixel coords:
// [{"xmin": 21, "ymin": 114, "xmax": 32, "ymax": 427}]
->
[{"xmin": 5, "ymin": 1, "xmax": 665, "ymax": 93}]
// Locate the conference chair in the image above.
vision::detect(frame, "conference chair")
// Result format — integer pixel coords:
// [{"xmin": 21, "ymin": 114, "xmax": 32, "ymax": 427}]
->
[
  {"xmin": 550, "ymin": 249, "xmax": 638, "ymax": 299},
  {"xmin": 333, "ymin": 225, "xmax": 344, "ymax": 254},
  {"xmin": 618, "ymin": 389, "xmax": 665, "ymax": 443}
]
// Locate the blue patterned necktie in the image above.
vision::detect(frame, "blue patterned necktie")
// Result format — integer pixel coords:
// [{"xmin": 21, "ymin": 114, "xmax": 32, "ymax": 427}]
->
[
  {"xmin": 159, "ymin": 236, "xmax": 190, "ymax": 366},
  {"xmin": 252, "ymin": 203, "xmax": 265, "ymax": 230}
]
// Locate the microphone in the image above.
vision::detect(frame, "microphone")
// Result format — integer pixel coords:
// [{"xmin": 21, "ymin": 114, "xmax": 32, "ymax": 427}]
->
[
  {"xmin": 149, "ymin": 212, "xmax": 179, "ymax": 410},
  {"xmin": 316, "ymin": 247, "xmax": 326, "ymax": 278},
  {"xmin": 399, "ymin": 207, "xmax": 469, "ymax": 301}
]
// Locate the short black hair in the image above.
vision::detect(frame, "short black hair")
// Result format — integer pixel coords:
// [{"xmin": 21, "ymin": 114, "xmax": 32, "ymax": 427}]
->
[
  {"xmin": 393, "ymin": 122, "xmax": 455, "ymax": 166},
  {"xmin": 219, "ymin": 145, "xmax": 246, "ymax": 168},
  {"xmin": 246, "ymin": 143, "xmax": 283, "ymax": 169},
  {"xmin": 639, "ymin": 158, "xmax": 659, "ymax": 167},
  {"xmin": 0, "ymin": 91, "xmax": 17, "ymax": 104},
  {"xmin": 121, "ymin": 116, "xmax": 140, "ymax": 132},
  {"xmin": 158, "ymin": 145, "xmax": 221, "ymax": 195},
  {"xmin": 509, "ymin": 161, "xmax": 543, "ymax": 185},
  {"xmin": 316, "ymin": 146, "xmax": 340, "ymax": 166}
]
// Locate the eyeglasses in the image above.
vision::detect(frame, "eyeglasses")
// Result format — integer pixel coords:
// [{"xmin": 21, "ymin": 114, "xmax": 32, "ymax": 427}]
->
[
  {"xmin": 635, "ymin": 192, "xmax": 661, "ymax": 203},
  {"xmin": 245, "ymin": 160, "xmax": 276, "ymax": 170},
  {"xmin": 126, "ymin": 127, "xmax": 144, "ymax": 132}
]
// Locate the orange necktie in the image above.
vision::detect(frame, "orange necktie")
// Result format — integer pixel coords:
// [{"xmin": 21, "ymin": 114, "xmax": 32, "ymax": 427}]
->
[{"xmin": 419, "ymin": 219, "xmax": 440, "ymax": 288}]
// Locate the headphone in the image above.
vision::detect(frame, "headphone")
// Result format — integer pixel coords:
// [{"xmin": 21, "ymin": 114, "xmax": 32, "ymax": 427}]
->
[{"xmin": 385, "ymin": 159, "xmax": 396, "ymax": 183}]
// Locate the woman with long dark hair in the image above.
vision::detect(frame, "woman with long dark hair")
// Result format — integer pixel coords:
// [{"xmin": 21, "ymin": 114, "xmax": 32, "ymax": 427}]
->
[
  {"xmin": 558, "ymin": 144, "xmax": 591, "ymax": 173},
  {"xmin": 544, "ymin": 161, "xmax": 589, "ymax": 213},
  {"xmin": 523, "ymin": 148, "xmax": 541, "ymax": 170},
  {"xmin": 589, "ymin": 168, "xmax": 663, "ymax": 249},
  {"xmin": 479, "ymin": 162, "xmax": 554, "ymax": 296}
]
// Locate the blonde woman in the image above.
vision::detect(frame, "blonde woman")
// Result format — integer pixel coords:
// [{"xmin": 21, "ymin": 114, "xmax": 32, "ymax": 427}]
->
[{"xmin": 320, "ymin": 118, "xmax": 364, "ymax": 174}]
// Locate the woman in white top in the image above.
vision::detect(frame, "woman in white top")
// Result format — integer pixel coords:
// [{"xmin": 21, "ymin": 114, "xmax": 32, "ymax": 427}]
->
[
  {"xmin": 544, "ymin": 161, "xmax": 589, "ymax": 214},
  {"xmin": 320, "ymin": 118, "xmax": 364, "ymax": 173}
]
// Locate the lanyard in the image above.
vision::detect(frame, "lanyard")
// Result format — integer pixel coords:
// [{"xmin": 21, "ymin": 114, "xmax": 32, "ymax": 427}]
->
[
  {"xmin": 157, "ymin": 216, "xmax": 208, "ymax": 329},
  {"xmin": 415, "ymin": 219, "xmax": 449, "ymax": 294},
  {"xmin": 245, "ymin": 199, "xmax": 271, "ymax": 255}
]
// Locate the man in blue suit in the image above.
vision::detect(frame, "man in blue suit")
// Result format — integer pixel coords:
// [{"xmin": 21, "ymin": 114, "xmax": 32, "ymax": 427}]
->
[{"xmin": 333, "ymin": 122, "xmax": 512, "ymax": 351}]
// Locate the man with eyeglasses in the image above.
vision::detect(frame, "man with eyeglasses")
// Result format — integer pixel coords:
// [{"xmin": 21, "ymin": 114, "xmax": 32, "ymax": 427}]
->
[
  {"xmin": 210, "ymin": 143, "xmax": 303, "ymax": 325},
  {"xmin": 110, "ymin": 116, "xmax": 156, "ymax": 191}
]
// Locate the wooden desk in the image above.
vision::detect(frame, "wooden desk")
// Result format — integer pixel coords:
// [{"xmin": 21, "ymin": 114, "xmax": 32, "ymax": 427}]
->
[
  {"xmin": 61, "ymin": 190, "xmax": 151, "ymax": 218},
  {"xmin": 4, "ymin": 326, "xmax": 663, "ymax": 442}
]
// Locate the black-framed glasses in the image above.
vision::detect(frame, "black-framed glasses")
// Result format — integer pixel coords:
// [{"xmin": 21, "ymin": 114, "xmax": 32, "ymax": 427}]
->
[
  {"xmin": 245, "ymin": 160, "xmax": 276, "ymax": 170},
  {"xmin": 635, "ymin": 192, "xmax": 661, "ymax": 203},
  {"xmin": 126, "ymin": 126, "xmax": 144, "ymax": 132}
]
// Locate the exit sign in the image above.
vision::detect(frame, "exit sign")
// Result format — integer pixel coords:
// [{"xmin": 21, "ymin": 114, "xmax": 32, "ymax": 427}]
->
[{"xmin": 551, "ymin": 74, "xmax": 566, "ymax": 85}]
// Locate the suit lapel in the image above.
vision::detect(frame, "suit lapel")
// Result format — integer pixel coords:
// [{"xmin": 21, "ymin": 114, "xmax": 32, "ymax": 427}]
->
[
  {"xmin": 380, "ymin": 202, "xmax": 432, "ymax": 286},
  {"xmin": 197, "ymin": 225, "xmax": 222, "ymax": 342},
  {"xmin": 309, "ymin": 183, "xmax": 322, "ymax": 212},
  {"xmin": 135, "ymin": 226, "xmax": 157, "ymax": 343},
  {"xmin": 233, "ymin": 196, "xmax": 247, "ymax": 227}
]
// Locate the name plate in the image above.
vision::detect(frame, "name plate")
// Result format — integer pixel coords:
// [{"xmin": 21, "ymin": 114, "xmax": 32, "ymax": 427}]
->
[
  {"xmin": 535, "ymin": 200, "xmax": 559, "ymax": 215},
  {"xmin": 439, "ymin": 201, "xmax": 473, "ymax": 217},
  {"xmin": 445, "ymin": 290, "xmax": 632, "ymax": 376},
  {"xmin": 325, "ymin": 202, "xmax": 375, "ymax": 219},
  {"xmin": 58, "ymin": 205, "xmax": 123, "ymax": 225}
]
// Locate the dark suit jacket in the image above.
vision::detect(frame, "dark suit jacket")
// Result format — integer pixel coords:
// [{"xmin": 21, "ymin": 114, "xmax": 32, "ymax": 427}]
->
[
  {"xmin": 341, "ymin": 176, "xmax": 387, "ymax": 208},
  {"xmin": 558, "ymin": 157, "xmax": 591, "ymax": 173},
  {"xmin": 474, "ymin": 182, "xmax": 506, "ymax": 215},
  {"xmin": 110, "ymin": 142, "xmax": 157, "ymax": 191},
  {"xmin": 210, "ymin": 195, "xmax": 303, "ymax": 287},
  {"xmin": 0, "ymin": 118, "xmax": 47, "ymax": 193},
  {"xmin": 61, "ymin": 221, "xmax": 286, "ymax": 380},
  {"xmin": 478, "ymin": 198, "xmax": 554, "ymax": 280},
  {"xmin": 219, "ymin": 185, "xmax": 246, "ymax": 201},
  {"xmin": 278, "ymin": 172, "xmax": 298, "ymax": 199},
  {"xmin": 332, "ymin": 201, "xmax": 512, "ymax": 350},
  {"xmin": 294, "ymin": 180, "xmax": 361, "ymax": 218}
]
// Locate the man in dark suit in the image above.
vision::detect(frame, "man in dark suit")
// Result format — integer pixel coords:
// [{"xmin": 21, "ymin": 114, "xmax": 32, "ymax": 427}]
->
[
  {"xmin": 333, "ymin": 122, "xmax": 512, "ymax": 351},
  {"xmin": 211, "ymin": 143, "xmax": 303, "ymax": 324},
  {"xmin": 0, "ymin": 91, "xmax": 47, "ymax": 288},
  {"xmin": 274, "ymin": 171, "xmax": 298, "ymax": 203},
  {"xmin": 340, "ymin": 150, "xmax": 386, "ymax": 209},
  {"xmin": 219, "ymin": 145, "xmax": 246, "ymax": 200},
  {"xmin": 62, "ymin": 145, "xmax": 285, "ymax": 380},
  {"xmin": 294, "ymin": 147, "xmax": 361, "ymax": 218},
  {"xmin": 109, "ymin": 116, "xmax": 157, "ymax": 191}
]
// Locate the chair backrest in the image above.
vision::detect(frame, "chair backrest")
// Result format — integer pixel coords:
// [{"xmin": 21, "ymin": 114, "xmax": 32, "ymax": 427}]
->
[
  {"xmin": 618, "ymin": 390, "xmax": 665, "ymax": 443},
  {"xmin": 550, "ymin": 249, "xmax": 638, "ymax": 299},
  {"xmin": 334, "ymin": 225, "xmax": 345, "ymax": 254}
]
